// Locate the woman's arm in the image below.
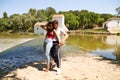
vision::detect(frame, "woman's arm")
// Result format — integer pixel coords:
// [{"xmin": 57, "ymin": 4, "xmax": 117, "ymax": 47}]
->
[
  {"xmin": 40, "ymin": 25, "xmax": 47, "ymax": 30},
  {"xmin": 35, "ymin": 22, "xmax": 47, "ymax": 30}
]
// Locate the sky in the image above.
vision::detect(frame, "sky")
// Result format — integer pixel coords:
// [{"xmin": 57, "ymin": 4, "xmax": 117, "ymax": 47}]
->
[{"xmin": 0, "ymin": 0, "xmax": 120, "ymax": 18}]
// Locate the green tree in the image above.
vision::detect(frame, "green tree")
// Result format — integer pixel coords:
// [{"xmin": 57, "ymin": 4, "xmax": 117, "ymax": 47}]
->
[
  {"xmin": 64, "ymin": 12, "xmax": 79, "ymax": 30},
  {"xmin": 46, "ymin": 7, "xmax": 56, "ymax": 21},
  {"xmin": 0, "ymin": 18, "xmax": 9, "ymax": 31},
  {"xmin": 3, "ymin": 12, "xmax": 8, "ymax": 18},
  {"xmin": 73, "ymin": 10, "xmax": 80, "ymax": 16},
  {"xmin": 36, "ymin": 9, "xmax": 48, "ymax": 21},
  {"xmin": 9, "ymin": 14, "xmax": 22, "ymax": 32},
  {"xmin": 78, "ymin": 10, "xmax": 105, "ymax": 29},
  {"xmin": 79, "ymin": 10, "xmax": 89, "ymax": 29},
  {"xmin": 29, "ymin": 8, "xmax": 37, "ymax": 17},
  {"xmin": 21, "ymin": 14, "xmax": 37, "ymax": 32},
  {"xmin": 101, "ymin": 14, "xmax": 113, "ymax": 21}
]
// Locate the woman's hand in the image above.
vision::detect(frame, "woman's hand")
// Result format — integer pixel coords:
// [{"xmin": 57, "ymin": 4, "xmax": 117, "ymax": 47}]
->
[{"xmin": 35, "ymin": 22, "xmax": 46, "ymax": 26}]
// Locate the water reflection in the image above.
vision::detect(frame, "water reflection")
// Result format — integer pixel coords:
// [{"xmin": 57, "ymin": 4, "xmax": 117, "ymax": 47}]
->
[
  {"xmin": 67, "ymin": 34, "xmax": 120, "ymax": 60},
  {"xmin": 106, "ymin": 35, "xmax": 120, "ymax": 45}
]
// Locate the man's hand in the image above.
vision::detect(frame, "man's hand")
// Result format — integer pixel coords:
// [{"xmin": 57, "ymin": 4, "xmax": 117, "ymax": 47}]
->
[{"xmin": 59, "ymin": 41, "xmax": 65, "ymax": 47}]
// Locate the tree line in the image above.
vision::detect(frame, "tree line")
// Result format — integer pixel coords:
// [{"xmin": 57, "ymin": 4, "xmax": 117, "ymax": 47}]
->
[{"xmin": 0, "ymin": 7, "xmax": 113, "ymax": 33}]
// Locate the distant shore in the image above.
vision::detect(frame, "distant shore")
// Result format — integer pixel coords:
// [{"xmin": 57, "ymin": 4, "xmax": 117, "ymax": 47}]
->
[
  {"xmin": 0, "ymin": 29, "xmax": 119, "ymax": 36},
  {"xmin": 68, "ymin": 29, "xmax": 119, "ymax": 35}
]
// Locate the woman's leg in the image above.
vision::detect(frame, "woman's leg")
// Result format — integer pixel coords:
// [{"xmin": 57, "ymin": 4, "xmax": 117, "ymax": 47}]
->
[
  {"xmin": 44, "ymin": 39, "xmax": 53, "ymax": 72},
  {"xmin": 45, "ymin": 41, "xmax": 53, "ymax": 65}
]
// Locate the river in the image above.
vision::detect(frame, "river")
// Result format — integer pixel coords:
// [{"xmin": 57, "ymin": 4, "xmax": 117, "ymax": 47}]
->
[{"xmin": 67, "ymin": 34, "xmax": 120, "ymax": 60}]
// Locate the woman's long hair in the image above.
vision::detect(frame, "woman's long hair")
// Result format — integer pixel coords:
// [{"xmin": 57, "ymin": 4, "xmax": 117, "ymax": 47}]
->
[{"xmin": 46, "ymin": 21, "xmax": 54, "ymax": 32}]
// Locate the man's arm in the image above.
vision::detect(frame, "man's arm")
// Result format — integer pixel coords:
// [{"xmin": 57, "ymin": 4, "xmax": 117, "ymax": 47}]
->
[
  {"xmin": 61, "ymin": 32, "xmax": 68, "ymax": 43},
  {"xmin": 60, "ymin": 29, "xmax": 69, "ymax": 46}
]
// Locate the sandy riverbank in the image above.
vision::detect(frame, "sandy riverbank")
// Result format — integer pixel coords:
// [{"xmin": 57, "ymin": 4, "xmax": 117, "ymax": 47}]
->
[{"xmin": 1, "ymin": 53, "xmax": 120, "ymax": 80}]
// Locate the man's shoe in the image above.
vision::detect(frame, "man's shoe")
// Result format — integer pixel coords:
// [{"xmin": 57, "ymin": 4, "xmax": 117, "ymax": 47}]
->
[{"xmin": 56, "ymin": 68, "xmax": 61, "ymax": 75}]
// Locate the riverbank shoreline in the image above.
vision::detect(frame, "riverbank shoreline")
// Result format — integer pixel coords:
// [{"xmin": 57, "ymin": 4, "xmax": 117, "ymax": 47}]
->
[
  {"xmin": 0, "ymin": 29, "xmax": 119, "ymax": 36},
  {"xmin": 68, "ymin": 29, "xmax": 120, "ymax": 35},
  {"xmin": 1, "ymin": 53, "xmax": 120, "ymax": 80}
]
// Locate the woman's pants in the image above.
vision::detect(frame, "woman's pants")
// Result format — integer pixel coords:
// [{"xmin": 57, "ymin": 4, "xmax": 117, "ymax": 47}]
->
[
  {"xmin": 44, "ymin": 38, "xmax": 53, "ymax": 65},
  {"xmin": 50, "ymin": 41, "xmax": 61, "ymax": 68}
]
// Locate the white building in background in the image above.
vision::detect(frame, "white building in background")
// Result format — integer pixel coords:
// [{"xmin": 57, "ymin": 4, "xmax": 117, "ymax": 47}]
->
[{"xmin": 103, "ymin": 17, "xmax": 120, "ymax": 34}]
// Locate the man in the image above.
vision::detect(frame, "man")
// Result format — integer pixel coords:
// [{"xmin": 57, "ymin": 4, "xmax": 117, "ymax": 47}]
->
[{"xmin": 50, "ymin": 20, "xmax": 68, "ymax": 75}]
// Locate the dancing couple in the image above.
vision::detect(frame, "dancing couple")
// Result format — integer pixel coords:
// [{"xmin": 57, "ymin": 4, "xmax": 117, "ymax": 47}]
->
[{"xmin": 35, "ymin": 20, "xmax": 68, "ymax": 75}]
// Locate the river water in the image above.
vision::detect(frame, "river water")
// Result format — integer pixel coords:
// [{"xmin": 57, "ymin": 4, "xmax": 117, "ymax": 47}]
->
[{"xmin": 67, "ymin": 34, "xmax": 120, "ymax": 60}]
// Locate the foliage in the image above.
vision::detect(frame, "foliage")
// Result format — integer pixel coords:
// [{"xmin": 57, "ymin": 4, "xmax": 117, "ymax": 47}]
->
[
  {"xmin": 46, "ymin": 7, "xmax": 56, "ymax": 21},
  {"xmin": 101, "ymin": 14, "xmax": 113, "ymax": 21},
  {"xmin": 3, "ymin": 12, "xmax": 8, "ymax": 18},
  {"xmin": 64, "ymin": 12, "xmax": 79, "ymax": 30},
  {"xmin": 0, "ymin": 7, "xmax": 114, "ymax": 33}
]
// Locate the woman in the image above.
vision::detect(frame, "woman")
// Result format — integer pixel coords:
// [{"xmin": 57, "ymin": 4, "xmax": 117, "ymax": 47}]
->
[
  {"xmin": 35, "ymin": 21, "xmax": 59, "ymax": 72},
  {"xmin": 35, "ymin": 21, "xmax": 53, "ymax": 72}
]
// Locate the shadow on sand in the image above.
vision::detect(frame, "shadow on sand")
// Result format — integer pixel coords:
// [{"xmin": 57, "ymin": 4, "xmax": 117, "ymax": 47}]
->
[{"xmin": 0, "ymin": 37, "xmax": 46, "ymax": 79}]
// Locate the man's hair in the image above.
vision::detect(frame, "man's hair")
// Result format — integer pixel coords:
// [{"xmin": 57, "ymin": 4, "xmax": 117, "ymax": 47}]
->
[{"xmin": 53, "ymin": 20, "xmax": 58, "ymax": 25}]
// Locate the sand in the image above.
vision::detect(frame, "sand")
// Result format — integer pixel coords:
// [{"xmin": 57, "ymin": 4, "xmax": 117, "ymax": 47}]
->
[{"xmin": 2, "ymin": 54, "xmax": 120, "ymax": 80}]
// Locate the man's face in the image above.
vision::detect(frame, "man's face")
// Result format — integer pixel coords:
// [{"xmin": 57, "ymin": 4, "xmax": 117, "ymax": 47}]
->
[{"xmin": 54, "ymin": 23, "xmax": 58, "ymax": 29}]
